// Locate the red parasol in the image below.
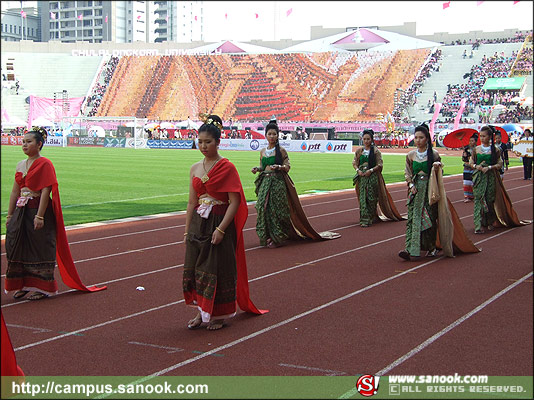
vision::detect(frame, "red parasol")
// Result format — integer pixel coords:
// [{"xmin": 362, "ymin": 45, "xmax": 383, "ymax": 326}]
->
[
  {"xmin": 443, "ymin": 128, "xmax": 479, "ymax": 149},
  {"xmin": 477, "ymin": 126, "xmax": 508, "ymax": 144}
]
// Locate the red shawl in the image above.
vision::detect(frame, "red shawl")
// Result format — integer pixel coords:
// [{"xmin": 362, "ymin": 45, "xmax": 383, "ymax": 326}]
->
[
  {"xmin": 22, "ymin": 157, "xmax": 106, "ymax": 292},
  {"xmin": 1, "ymin": 312, "xmax": 24, "ymax": 378},
  {"xmin": 204, "ymin": 158, "xmax": 267, "ymax": 316}
]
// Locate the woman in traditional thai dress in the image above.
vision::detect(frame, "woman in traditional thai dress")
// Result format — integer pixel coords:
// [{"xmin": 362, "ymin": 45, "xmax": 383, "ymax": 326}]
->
[
  {"xmin": 461, "ymin": 133, "xmax": 477, "ymax": 202},
  {"xmin": 251, "ymin": 122, "xmax": 292, "ymax": 247},
  {"xmin": 252, "ymin": 122, "xmax": 340, "ymax": 247},
  {"xmin": 470, "ymin": 125, "xmax": 529, "ymax": 234},
  {"xmin": 184, "ymin": 114, "xmax": 267, "ymax": 330},
  {"xmin": 352, "ymin": 129, "xmax": 403, "ymax": 227},
  {"xmin": 5, "ymin": 127, "xmax": 106, "ymax": 300},
  {"xmin": 398, "ymin": 124, "xmax": 480, "ymax": 261}
]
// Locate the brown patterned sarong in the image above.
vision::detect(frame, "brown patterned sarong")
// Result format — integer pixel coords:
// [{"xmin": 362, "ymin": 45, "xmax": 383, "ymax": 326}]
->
[
  {"xmin": 5, "ymin": 199, "xmax": 58, "ymax": 295},
  {"xmin": 183, "ymin": 204, "xmax": 237, "ymax": 322}
]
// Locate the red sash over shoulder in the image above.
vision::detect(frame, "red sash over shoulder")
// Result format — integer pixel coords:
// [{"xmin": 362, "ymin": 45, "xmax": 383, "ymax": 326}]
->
[
  {"xmin": 205, "ymin": 158, "xmax": 267, "ymax": 315},
  {"xmin": 23, "ymin": 157, "xmax": 106, "ymax": 292}
]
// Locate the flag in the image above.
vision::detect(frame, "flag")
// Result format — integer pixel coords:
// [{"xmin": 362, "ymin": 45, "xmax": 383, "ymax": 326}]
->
[
  {"xmin": 194, "ymin": 15, "xmax": 198, "ymax": 21},
  {"xmin": 255, "ymin": 13, "xmax": 259, "ymax": 18},
  {"xmin": 20, "ymin": 10, "xmax": 27, "ymax": 18},
  {"xmin": 443, "ymin": 1, "xmax": 450, "ymax": 9},
  {"xmin": 165, "ymin": 15, "xmax": 169, "ymax": 22},
  {"xmin": 286, "ymin": 8, "xmax": 293, "ymax": 17},
  {"xmin": 50, "ymin": 11, "xmax": 57, "ymax": 19},
  {"xmin": 105, "ymin": 15, "xmax": 108, "ymax": 23},
  {"xmin": 429, "ymin": 103, "xmax": 442, "ymax": 139},
  {"xmin": 477, "ymin": 0, "xmax": 484, "ymax": 5},
  {"xmin": 225, "ymin": 13, "xmax": 228, "ymax": 19},
  {"xmin": 78, "ymin": 14, "xmax": 83, "ymax": 20},
  {"xmin": 453, "ymin": 98, "xmax": 467, "ymax": 130},
  {"xmin": 137, "ymin": 15, "xmax": 141, "ymax": 20},
  {"xmin": 513, "ymin": 0, "xmax": 520, "ymax": 4}
]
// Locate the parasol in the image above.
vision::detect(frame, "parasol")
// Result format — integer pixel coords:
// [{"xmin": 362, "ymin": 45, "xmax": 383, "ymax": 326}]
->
[
  {"xmin": 443, "ymin": 128, "xmax": 478, "ymax": 149},
  {"xmin": 477, "ymin": 126, "xmax": 508, "ymax": 145}
]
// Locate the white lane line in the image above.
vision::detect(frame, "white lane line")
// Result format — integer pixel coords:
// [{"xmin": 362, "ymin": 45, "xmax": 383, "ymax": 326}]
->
[
  {"xmin": 338, "ymin": 271, "xmax": 534, "ymax": 399},
  {"xmin": 0, "ymin": 168, "xmax": 524, "ymax": 243},
  {"xmin": 13, "ymin": 223, "xmax": 524, "ymax": 356},
  {"xmin": 6, "ymin": 324, "xmax": 52, "ymax": 334},
  {"xmin": 1, "ymin": 224, "xmax": 359, "ymax": 308},
  {"xmin": 4, "ymin": 193, "xmax": 531, "ymax": 301},
  {"xmin": 278, "ymin": 363, "xmax": 348, "ymax": 376},
  {"xmin": 128, "ymin": 341, "xmax": 184, "ymax": 354}
]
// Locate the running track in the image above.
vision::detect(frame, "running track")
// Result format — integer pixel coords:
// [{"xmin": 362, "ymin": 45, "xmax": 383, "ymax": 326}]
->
[{"xmin": 1, "ymin": 167, "xmax": 532, "ymax": 378}]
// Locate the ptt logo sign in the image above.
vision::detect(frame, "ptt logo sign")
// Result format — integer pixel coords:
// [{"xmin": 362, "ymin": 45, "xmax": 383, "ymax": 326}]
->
[
  {"xmin": 326, "ymin": 142, "xmax": 348, "ymax": 152},
  {"xmin": 301, "ymin": 142, "xmax": 321, "ymax": 151},
  {"xmin": 300, "ymin": 142, "xmax": 307, "ymax": 151}
]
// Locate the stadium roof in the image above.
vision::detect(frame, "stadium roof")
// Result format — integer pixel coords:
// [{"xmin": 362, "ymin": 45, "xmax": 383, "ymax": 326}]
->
[
  {"xmin": 282, "ymin": 28, "xmax": 442, "ymax": 53},
  {"xmin": 189, "ymin": 40, "xmax": 280, "ymax": 54}
]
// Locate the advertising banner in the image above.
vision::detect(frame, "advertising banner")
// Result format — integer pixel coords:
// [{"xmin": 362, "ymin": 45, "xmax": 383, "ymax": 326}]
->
[
  {"xmin": 218, "ymin": 139, "xmax": 352, "ymax": 153},
  {"xmin": 145, "ymin": 140, "xmax": 194, "ymax": 149},
  {"xmin": 104, "ymin": 138, "xmax": 126, "ymax": 148},
  {"xmin": 67, "ymin": 137, "xmax": 105, "ymax": 147}
]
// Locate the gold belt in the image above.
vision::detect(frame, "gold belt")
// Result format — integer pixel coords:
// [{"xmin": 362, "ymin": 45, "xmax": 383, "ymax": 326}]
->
[{"xmin": 198, "ymin": 197, "xmax": 227, "ymax": 206}]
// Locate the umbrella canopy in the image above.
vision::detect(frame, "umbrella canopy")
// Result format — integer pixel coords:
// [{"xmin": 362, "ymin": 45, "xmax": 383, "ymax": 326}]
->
[
  {"xmin": 88, "ymin": 125, "xmax": 105, "ymax": 138},
  {"xmin": 477, "ymin": 126, "xmax": 508, "ymax": 145},
  {"xmin": 1, "ymin": 114, "xmax": 27, "ymax": 128},
  {"xmin": 501, "ymin": 123, "xmax": 523, "ymax": 135},
  {"xmin": 443, "ymin": 128, "xmax": 478, "ymax": 149},
  {"xmin": 30, "ymin": 116, "xmax": 54, "ymax": 127},
  {"xmin": 176, "ymin": 119, "xmax": 200, "ymax": 130},
  {"xmin": 159, "ymin": 122, "xmax": 175, "ymax": 129}
]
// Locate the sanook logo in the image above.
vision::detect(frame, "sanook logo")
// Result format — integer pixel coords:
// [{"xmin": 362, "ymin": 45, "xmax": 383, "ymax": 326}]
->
[{"xmin": 356, "ymin": 375, "xmax": 380, "ymax": 397}]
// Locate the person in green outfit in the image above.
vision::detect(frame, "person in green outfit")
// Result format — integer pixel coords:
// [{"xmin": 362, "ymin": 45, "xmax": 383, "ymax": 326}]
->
[
  {"xmin": 398, "ymin": 123, "xmax": 443, "ymax": 260},
  {"xmin": 353, "ymin": 129, "xmax": 403, "ymax": 227},
  {"xmin": 251, "ymin": 121, "xmax": 292, "ymax": 248},
  {"xmin": 470, "ymin": 125, "xmax": 503, "ymax": 234}
]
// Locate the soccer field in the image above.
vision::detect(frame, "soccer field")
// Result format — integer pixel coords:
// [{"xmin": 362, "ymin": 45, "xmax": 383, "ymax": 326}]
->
[{"xmin": 1, "ymin": 146, "xmax": 520, "ymax": 234}]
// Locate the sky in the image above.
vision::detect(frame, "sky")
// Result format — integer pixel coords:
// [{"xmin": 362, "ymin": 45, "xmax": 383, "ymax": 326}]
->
[
  {"xmin": 4, "ymin": 1, "xmax": 533, "ymax": 42},
  {"xmin": 202, "ymin": 1, "xmax": 534, "ymax": 42}
]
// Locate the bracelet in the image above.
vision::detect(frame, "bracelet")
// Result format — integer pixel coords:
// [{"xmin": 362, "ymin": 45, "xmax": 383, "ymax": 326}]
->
[
  {"xmin": 35, "ymin": 215, "xmax": 44, "ymax": 220},
  {"xmin": 215, "ymin": 226, "xmax": 225, "ymax": 235}
]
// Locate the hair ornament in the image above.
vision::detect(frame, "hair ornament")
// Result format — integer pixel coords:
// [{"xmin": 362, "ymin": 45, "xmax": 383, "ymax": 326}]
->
[{"xmin": 198, "ymin": 113, "xmax": 223, "ymax": 131}]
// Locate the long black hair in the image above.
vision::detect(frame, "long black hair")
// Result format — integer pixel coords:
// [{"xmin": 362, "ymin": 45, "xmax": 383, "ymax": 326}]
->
[
  {"xmin": 480, "ymin": 125, "xmax": 497, "ymax": 165},
  {"xmin": 362, "ymin": 129, "xmax": 376, "ymax": 169},
  {"xmin": 265, "ymin": 121, "xmax": 284, "ymax": 166},
  {"xmin": 198, "ymin": 114, "xmax": 223, "ymax": 141},
  {"xmin": 414, "ymin": 123, "xmax": 434, "ymax": 174}
]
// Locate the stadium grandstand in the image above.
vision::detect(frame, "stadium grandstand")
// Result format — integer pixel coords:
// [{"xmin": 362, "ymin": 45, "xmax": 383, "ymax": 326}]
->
[{"xmin": 1, "ymin": 26, "xmax": 532, "ymax": 139}]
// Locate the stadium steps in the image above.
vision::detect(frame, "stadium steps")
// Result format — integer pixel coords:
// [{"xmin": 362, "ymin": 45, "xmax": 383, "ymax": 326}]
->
[
  {"xmin": 1, "ymin": 52, "xmax": 102, "ymax": 122},
  {"xmin": 409, "ymin": 43, "xmax": 523, "ymax": 123}
]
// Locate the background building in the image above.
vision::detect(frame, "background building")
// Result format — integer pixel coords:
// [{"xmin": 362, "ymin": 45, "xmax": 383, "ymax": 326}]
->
[
  {"xmin": 1, "ymin": 6, "xmax": 40, "ymax": 42},
  {"xmin": 2, "ymin": 1, "xmax": 204, "ymax": 44}
]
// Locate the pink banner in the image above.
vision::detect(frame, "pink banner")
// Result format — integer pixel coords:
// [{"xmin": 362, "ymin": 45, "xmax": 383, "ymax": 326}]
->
[
  {"xmin": 453, "ymin": 98, "xmax": 467, "ymax": 130},
  {"xmin": 429, "ymin": 103, "xmax": 442, "ymax": 140},
  {"xmin": 28, "ymin": 95, "xmax": 84, "ymax": 128}
]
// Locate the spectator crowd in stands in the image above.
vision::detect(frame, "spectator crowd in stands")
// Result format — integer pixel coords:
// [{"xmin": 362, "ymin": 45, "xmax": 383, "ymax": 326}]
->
[
  {"xmin": 439, "ymin": 51, "xmax": 517, "ymax": 121},
  {"xmin": 392, "ymin": 48, "xmax": 443, "ymax": 123},
  {"xmin": 87, "ymin": 56, "xmax": 119, "ymax": 117}
]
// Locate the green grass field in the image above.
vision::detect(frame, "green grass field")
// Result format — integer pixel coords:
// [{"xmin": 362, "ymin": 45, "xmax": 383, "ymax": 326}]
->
[{"xmin": 1, "ymin": 146, "xmax": 521, "ymax": 235}]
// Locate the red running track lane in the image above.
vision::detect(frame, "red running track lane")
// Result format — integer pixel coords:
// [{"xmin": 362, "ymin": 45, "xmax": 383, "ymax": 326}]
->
[{"xmin": 1, "ymin": 167, "xmax": 532, "ymax": 377}]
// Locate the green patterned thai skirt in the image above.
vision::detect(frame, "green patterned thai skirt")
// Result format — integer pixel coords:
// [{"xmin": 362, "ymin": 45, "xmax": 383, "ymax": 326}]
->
[
  {"xmin": 254, "ymin": 171, "xmax": 292, "ymax": 246},
  {"xmin": 472, "ymin": 169, "xmax": 497, "ymax": 230},
  {"xmin": 353, "ymin": 168, "xmax": 379, "ymax": 226},
  {"xmin": 405, "ymin": 175, "xmax": 438, "ymax": 257}
]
